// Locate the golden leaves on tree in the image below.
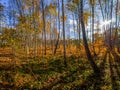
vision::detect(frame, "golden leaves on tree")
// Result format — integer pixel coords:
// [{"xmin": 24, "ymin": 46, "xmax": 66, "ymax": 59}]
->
[
  {"xmin": 88, "ymin": 0, "xmax": 96, "ymax": 6},
  {"xmin": 48, "ymin": 4, "xmax": 58, "ymax": 16},
  {"xmin": 61, "ymin": 16, "xmax": 67, "ymax": 21},
  {"xmin": 83, "ymin": 11, "xmax": 90, "ymax": 25}
]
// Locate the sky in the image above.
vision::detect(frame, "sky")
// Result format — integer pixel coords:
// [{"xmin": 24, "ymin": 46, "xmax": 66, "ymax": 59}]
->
[
  {"xmin": 0, "ymin": 0, "xmax": 9, "ymax": 6},
  {"xmin": 0, "ymin": 0, "xmax": 118, "ymax": 39}
]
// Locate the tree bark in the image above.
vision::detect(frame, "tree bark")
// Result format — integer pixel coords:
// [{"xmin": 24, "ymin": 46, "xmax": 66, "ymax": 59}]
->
[
  {"xmin": 62, "ymin": 0, "xmax": 67, "ymax": 66},
  {"xmin": 80, "ymin": 0, "xmax": 100, "ymax": 74},
  {"xmin": 53, "ymin": 0, "xmax": 60, "ymax": 55},
  {"xmin": 41, "ymin": 0, "xmax": 46, "ymax": 55}
]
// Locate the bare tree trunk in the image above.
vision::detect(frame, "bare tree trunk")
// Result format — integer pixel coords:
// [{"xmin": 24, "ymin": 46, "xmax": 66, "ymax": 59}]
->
[
  {"xmin": 114, "ymin": 0, "xmax": 118, "ymax": 51},
  {"xmin": 54, "ymin": 0, "xmax": 61, "ymax": 55},
  {"xmin": 62, "ymin": 0, "xmax": 67, "ymax": 67},
  {"xmin": 78, "ymin": 5, "xmax": 81, "ymax": 48},
  {"xmin": 41, "ymin": 0, "xmax": 46, "ymax": 55},
  {"xmin": 80, "ymin": 0, "xmax": 100, "ymax": 74},
  {"xmin": 109, "ymin": 0, "xmax": 113, "ymax": 50},
  {"xmin": 73, "ymin": 14, "xmax": 76, "ymax": 39},
  {"xmin": 91, "ymin": 0, "xmax": 97, "ymax": 56}
]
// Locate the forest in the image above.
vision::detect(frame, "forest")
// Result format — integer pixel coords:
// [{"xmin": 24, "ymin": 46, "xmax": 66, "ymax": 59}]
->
[{"xmin": 0, "ymin": 0, "xmax": 120, "ymax": 89}]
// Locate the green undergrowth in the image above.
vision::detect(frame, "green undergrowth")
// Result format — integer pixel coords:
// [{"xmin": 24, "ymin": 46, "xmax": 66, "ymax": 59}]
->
[{"xmin": 0, "ymin": 55, "xmax": 120, "ymax": 90}]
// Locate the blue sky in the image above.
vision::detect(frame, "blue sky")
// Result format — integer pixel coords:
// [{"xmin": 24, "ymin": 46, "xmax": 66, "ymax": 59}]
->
[
  {"xmin": 0, "ymin": 0, "xmax": 118, "ymax": 39},
  {"xmin": 0, "ymin": 0, "xmax": 102, "ymax": 39},
  {"xmin": 0, "ymin": 0, "xmax": 9, "ymax": 6}
]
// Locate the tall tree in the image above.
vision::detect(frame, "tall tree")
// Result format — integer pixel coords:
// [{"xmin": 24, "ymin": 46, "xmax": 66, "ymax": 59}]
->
[
  {"xmin": 41, "ymin": 0, "xmax": 46, "ymax": 55},
  {"xmin": 0, "ymin": 3, "xmax": 4, "ymax": 29},
  {"xmin": 62, "ymin": 0, "xmax": 67, "ymax": 66},
  {"xmin": 80, "ymin": 0, "xmax": 100, "ymax": 73},
  {"xmin": 53, "ymin": 0, "xmax": 60, "ymax": 55},
  {"xmin": 89, "ymin": 0, "xmax": 97, "ymax": 56}
]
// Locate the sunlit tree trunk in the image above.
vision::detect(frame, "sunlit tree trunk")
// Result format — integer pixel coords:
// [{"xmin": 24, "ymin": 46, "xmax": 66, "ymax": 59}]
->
[
  {"xmin": 41, "ymin": 0, "xmax": 46, "ymax": 55},
  {"xmin": 91, "ymin": 0, "xmax": 97, "ymax": 56},
  {"xmin": 78, "ymin": 5, "xmax": 81, "ymax": 48},
  {"xmin": 54, "ymin": 0, "xmax": 61, "ymax": 55},
  {"xmin": 109, "ymin": 0, "xmax": 113, "ymax": 50},
  {"xmin": 115, "ymin": 0, "xmax": 120, "ymax": 53},
  {"xmin": 72, "ymin": 14, "xmax": 75, "ymax": 39},
  {"xmin": 62, "ymin": 0, "xmax": 67, "ymax": 66}
]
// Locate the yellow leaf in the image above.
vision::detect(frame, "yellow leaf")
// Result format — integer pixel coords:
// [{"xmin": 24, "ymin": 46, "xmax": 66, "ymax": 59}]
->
[
  {"xmin": 83, "ymin": 11, "xmax": 90, "ymax": 25},
  {"xmin": 61, "ymin": 15, "xmax": 67, "ymax": 21}
]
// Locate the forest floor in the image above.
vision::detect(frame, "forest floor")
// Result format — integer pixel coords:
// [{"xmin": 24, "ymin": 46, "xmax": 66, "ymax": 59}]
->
[{"xmin": 0, "ymin": 47, "xmax": 120, "ymax": 90}]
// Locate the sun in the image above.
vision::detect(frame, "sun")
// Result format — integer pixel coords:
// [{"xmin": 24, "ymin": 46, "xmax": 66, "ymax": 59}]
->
[
  {"xmin": 102, "ymin": 20, "xmax": 112, "ymax": 26},
  {"xmin": 99, "ymin": 20, "xmax": 112, "ymax": 30}
]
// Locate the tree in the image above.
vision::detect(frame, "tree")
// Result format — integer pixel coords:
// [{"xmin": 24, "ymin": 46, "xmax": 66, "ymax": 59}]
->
[
  {"xmin": 80, "ymin": 0, "xmax": 100, "ymax": 74},
  {"xmin": 0, "ymin": 3, "xmax": 4, "ymax": 37},
  {"xmin": 62, "ymin": 0, "xmax": 67, "ymax": 66},
  {"xmin": 53, "ymin": 0, "xmax": 60, "ymax": 55},
  {"xmin": 41, "ymin": 0, "xmax": 47, "ymax": 55},
  {"xmin": 89, "ymin": 0, "xmax": 97, "ymax": 56}
]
